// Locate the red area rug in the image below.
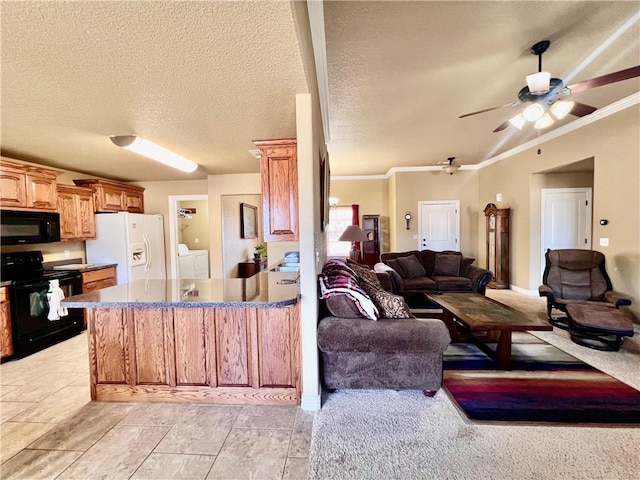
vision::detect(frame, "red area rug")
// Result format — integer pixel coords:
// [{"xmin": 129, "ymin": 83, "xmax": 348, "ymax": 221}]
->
[{"xmin": 443, "ymin": 333, "xmax": 640, "ymax": 424}]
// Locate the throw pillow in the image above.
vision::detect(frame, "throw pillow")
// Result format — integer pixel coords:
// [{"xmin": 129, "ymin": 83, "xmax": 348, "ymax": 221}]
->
[
  {"xmin": 386, "ymin": 258, "xmax": 407, "ymax": 278},
  {"xmin": 346, "ymin": 259, "xmax": 382, "ymax": 288},
  {"xmin": 325, "ymin": 295, "xmax": 366, "ymax": 318},
  {"xmin": 396, "ymin": 255, "xmax": 426, "ymax": 279},
  {"xmin": 361, "ymin": 281, "xmax": 412, "ymax": 319},
  {"xmin": 433, "ymin": 253, "xmax": 461, "ymax": 276},
  {"xmin": 460, "ymin": 257, "xmax": 475, "ymax": 276}
]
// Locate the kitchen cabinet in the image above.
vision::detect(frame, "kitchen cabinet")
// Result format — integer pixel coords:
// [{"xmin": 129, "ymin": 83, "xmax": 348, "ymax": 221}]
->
[
  {"xmin": 82, "ymin": 266, "xmax": 117, "ymax": 292},
  {"xmin": 252, "ymin": 138, "xmax": 298, "ymax": 242},
  {"xmin": 83, "ymin": 303, "xmax": 300, "ymax": 405},
  {"xmin": 0, "ymin": 157, "xmax": 61, "ymax": 211},
  {"xmin": 57, "ymin": 184, "xmax": 96, "ymax": 241},
  {"xmin": 179, "ymin": 251, "xmax": 209, "ymax": 279},
  {"xmin": 73, "ymin": 179, "xmax": 145, "ymax": 213},
  {"xmin": 0, "ymin": 286, "xmax": 13, "ymax": 360}
]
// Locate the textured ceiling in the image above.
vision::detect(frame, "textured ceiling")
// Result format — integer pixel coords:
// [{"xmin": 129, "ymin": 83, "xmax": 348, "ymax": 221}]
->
[
  {"xmin": 1, "ymin": 1, "xmax": 639, "ymax": 181},
  {"xmin": 1, "ymin": 1, "xmax": 307, "ymax": 181},
  {"xmin": 324, "ymin": 1, "xmax": 640, "ymax": 175}
]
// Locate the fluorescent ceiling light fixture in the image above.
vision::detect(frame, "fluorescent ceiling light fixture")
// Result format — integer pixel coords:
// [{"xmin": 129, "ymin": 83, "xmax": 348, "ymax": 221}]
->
[
  {"xmin": 534, "ymin": 113, "xmax": 554, "ymax": 129},
  {"xmin": 550, "ymin": 100, "xmax": 575, "ymax": 120},
  {"xmin": 508, "ymin": 113, "xmax": 526, "ymax": 130},
  {"xmin": 109, "ymin": 135, "xmax": 198, "ymax": 173},
  {"xmin": 526, "ymin": 71, "xmax": 551, "ymax": 95},
  {"xmin": 522, "ymin": 103, "xmax": 545, "ymax": 122}
]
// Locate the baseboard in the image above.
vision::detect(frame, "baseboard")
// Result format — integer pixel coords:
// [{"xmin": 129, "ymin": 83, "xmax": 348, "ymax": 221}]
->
[
  {"xmin": 301, "ymin": 392, "xmax": 321, "ymax": 411},
  {"xmin": 510, "ymin": 285, "xmax": 538, "ymax": 297}
]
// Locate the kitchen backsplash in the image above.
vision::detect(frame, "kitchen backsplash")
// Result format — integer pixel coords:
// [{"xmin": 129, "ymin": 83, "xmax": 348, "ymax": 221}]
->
[{"xmin": 0, "ymin": 241, "xmax": 86, "ymax": 263}]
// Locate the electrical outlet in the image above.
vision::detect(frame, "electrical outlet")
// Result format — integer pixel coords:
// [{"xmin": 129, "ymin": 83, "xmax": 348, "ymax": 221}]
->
[
  {"xmin": 64, "ymin": 249, "xmax": 70, "ymax": 258},
  {"xmin": 194, "ymin": 238, "xmax": 199, "ymax": 243},
  {"xmin": 599, "ymin": 238, "xmax": 609, "ymax": 247}
]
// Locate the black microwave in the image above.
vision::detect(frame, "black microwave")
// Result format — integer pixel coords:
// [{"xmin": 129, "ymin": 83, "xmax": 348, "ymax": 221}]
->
[{"xmin": 0, "ymin": 210, "xmax": 61, "ymax": 245}]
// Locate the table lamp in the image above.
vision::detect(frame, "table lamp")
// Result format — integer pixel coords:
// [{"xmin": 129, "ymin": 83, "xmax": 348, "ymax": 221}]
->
[{"xmin": 339, "ymin": 225, "xmax": 368, "ymax": 262}]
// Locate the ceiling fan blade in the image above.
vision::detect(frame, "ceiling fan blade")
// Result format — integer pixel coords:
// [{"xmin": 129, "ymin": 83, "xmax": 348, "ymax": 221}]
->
[
  {"xmin": 493, "ymin": 121, "xmax": 510, "ymax": 133},
  {"xmin": 567, "ymin": 65, "xmax": 640, "ymax": 94},
  {"xmin": 459, "ymin": 102, "xmax": 520, "ymax": 119},
  {"xmin": 570, "ymin": 101, "xmax": 597, "ymax": 117}
]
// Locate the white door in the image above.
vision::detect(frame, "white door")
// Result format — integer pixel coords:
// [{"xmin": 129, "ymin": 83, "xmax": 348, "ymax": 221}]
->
[
  {"xmin": 418, "ymin": 201, "xmax": 460, "ymax": 251},
  {"xmin": 541, "ymin": 188, "xmax": 592, "ymax": 267}
]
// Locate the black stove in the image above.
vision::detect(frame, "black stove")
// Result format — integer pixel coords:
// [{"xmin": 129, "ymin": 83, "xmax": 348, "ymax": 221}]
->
[{"xmin": 1, "ymin": 251, "xmax": 84, "ymax": 359}]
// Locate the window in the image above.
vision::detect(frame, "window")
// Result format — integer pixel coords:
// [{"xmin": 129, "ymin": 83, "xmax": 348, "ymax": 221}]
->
[{"xmin": 327, "ymin": 206, "xmax": 352, "ymax": 257}]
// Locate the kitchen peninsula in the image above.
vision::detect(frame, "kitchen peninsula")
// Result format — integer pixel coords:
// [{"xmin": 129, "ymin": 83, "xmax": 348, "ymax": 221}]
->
[{"xmin": 62, "ymin": 273, "xmax": 300, "ymax": 405}]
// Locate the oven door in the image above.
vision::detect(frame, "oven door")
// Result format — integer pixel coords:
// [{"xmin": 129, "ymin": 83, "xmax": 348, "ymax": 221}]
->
[{"xmin": 10, "ymin": 275, "xmax": 84, "ymax": 357}]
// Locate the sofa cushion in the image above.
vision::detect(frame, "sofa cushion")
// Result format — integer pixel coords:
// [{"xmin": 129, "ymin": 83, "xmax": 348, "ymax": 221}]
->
[
  {"xmin": 317, "ymin": 317, "xmax": 451, "ymax": 354},
  {"xmin": 361, "ymin": 282, "xmax": 412, "ymax": 318},
  {"xmin": 346, "ymin": 259, "xmax": 382, "ymax": 288},
  {"xmin": 433, "ymin": 253, "xmax": 461, "ymax": 276},
  {"xmin": 397, "ymin": 255, "xmax": 427, "ymax": 279},
  {"xmin": 325, "ymin": 295, "xmax": 368, "ymax": 318},
  {"xmin": 403, "ymin": 276, "xmax": 437, "ymax": 291},
  {"xmin": 460, "ymin": 257, "xmax": 475, "ymax": 276},
  {"xmin": 432, "ymin": 275, "xmax": 472, "ymax": 290},
  {"xmin": 386, "ymin": 258, "xmax": 407, "ymax": 278}
]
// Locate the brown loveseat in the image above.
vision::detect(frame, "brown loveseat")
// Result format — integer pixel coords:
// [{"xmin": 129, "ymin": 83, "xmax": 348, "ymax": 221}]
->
[
  {"xmin": 376, "ymin": 250, "xmax": 493, "ymax": 306},
  {"xmin": 317, "ymin": 259, "xmax": 451, "ymax": 394}
]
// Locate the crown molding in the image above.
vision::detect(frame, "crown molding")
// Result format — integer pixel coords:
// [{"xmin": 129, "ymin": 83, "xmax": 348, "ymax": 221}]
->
[{"xmin": 331, "ymin": 92, "xmax": 639, "ymax": 181}]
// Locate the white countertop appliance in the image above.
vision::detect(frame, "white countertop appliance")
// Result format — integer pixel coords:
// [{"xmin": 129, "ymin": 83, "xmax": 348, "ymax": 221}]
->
[{"xmin": 86, "ymin": 212, "xmax": 166, "ymax": 284}]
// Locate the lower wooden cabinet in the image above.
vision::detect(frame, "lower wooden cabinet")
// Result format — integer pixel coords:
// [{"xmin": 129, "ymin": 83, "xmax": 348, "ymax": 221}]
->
[
  {"xmin": 0, "ymin": 287, "xmax": 14, "ymax": 360},
  {"xmin": 82, "ymin": 267, "xmax": 117, "ymax": 292},
  {"xmin": 86, "ymin": 304, "xmax": 300, "ymax": 404}
]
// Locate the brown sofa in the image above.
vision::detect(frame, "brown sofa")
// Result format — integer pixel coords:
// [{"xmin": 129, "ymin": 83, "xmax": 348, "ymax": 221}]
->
[
  {"xmin": 317, "ymin": 258, "xmax": 451, "ymax": 394},
  {"xmin": 377, "ymin": 250, "xmax": 493, "ymax": 306}
]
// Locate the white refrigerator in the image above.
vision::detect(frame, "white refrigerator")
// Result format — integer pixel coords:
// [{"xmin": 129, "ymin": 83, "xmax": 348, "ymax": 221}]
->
[{"xmin": 86, "ymin": 212, "xmax": 166, "ymax": 284}]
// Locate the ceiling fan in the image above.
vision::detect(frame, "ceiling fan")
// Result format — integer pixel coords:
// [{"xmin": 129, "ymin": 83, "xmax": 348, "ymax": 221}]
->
[
  {"xmin": 436, "ymin": 157, "xmax": 461, "ymax": 175},
  {"xmin": 460, "ymin": 40, "xmax": 640, "ymax": 133}
]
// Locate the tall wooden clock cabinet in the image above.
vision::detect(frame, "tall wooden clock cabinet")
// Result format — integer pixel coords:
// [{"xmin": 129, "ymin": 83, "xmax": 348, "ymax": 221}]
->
[{"xmin": 484, "ymin": 203, "xmax": 510, "ymax": 289}]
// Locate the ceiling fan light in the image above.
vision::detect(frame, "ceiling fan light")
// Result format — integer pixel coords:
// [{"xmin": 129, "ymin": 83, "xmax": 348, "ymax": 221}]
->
[
  {"xmin": 534, "ymin": 113, "xmax": 554, "ymax": 129},
  {"xmin": 526, "ymin": 71, "xmax": 551, "ymax": 95},
  {"xmin": 508, "ymin": 113, "xmax": 526, "ymax": 130},
  {"xmin": 550, "ymin": 100, "xmax": 575, "ymax": 120},
  {"xmin": 443, "ymin": 164, "xmax": 461, "ymax": 175},
  {"xmin": 522, "ymin": 103, "xmax": 545, "ymax": 122}
]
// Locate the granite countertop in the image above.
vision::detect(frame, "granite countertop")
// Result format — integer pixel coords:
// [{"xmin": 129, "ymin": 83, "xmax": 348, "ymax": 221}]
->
[
  {"xmin": 43, "ymin": 258, "xmax": 117, "ymax": 273},
  {"xmin": 62, "ymin": 271, "xmax": 300, "ymax": 308}
]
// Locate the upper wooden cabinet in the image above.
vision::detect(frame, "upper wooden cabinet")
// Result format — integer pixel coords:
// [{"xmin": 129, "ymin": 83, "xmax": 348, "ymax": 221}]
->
[
  {"xmin": 73, "ymin": 179, "xmax": 145, "ymax": 213},
  {"xmin": 57, "ymin": 184, "xmax": 96, "ymax": 241},
  {"xmin": 0, "ymin": 157, "xmax": 61, "ymax": 211},
  {"xmin": 252, "ymin": 138, "xmax": 298, "ymax": 242}
]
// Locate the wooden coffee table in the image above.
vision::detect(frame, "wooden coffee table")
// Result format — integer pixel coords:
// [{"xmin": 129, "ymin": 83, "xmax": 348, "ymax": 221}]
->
[{"xmin": 425, "ymin": 292, "xmax": 552, "ymax": 370}]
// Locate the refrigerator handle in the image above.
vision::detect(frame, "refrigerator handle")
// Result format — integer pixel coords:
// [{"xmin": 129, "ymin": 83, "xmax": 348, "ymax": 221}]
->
[{"xmin": 143, "ymin": 234, "xmax": 152, "ymax": 271}]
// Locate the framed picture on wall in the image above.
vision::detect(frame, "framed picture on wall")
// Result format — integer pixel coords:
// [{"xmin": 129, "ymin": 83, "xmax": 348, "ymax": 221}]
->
[
  {"xmin": 240, "ymin": 203, "xmax": 257, "ymax": 239},
  {"xmin": 320, "ymin": 152, "xmax": 330, "ymax": 231}
]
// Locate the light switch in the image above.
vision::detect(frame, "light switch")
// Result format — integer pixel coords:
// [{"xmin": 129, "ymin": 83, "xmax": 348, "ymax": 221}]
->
[
  {"xmin": 413, "ymin": 234, "xmax": 418, "ymax": 240},
  {"xmin": 496, "ymin": 193, "xmax": 503, "ymax": 202},
  {"xmin": 599, "ymin": 238, "xmax": 609, "ymax": 247}
]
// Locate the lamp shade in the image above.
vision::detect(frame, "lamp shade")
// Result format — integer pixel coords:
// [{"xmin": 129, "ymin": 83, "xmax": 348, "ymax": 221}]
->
[
  {"xmin": 526, "ymin": 71, "xmax": 551, "ymax": 95},
  {"xmin": 443, "ymin": 164, "xmax": 461, "ymax": 175},
  {"xmin": 338, "ymin": 225, "xmax": 368, "ymax": 242}
]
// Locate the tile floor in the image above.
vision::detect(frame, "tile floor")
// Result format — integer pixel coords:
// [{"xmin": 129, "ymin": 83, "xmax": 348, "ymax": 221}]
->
[{"xmin": 0, "ymin": 332, "xmax": 312, "ymax": 479}]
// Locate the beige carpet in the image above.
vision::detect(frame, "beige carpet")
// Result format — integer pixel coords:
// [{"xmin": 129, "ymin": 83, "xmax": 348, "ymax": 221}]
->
[{"xmin": 308, "ymin": 289, "xmax": 640, "ymax": 480}]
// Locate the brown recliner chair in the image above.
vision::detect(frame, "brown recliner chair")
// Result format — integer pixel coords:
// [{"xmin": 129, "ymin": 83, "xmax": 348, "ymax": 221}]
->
[{"xmin": 539, "ymin": 249, "xmax": 634, "ymax": 350}]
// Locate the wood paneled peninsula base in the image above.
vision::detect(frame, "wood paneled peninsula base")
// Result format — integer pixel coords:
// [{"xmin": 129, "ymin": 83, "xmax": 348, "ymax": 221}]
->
[{"xmin": 62, "ymin": 274, "xmax": 300, "ymax": 405}]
